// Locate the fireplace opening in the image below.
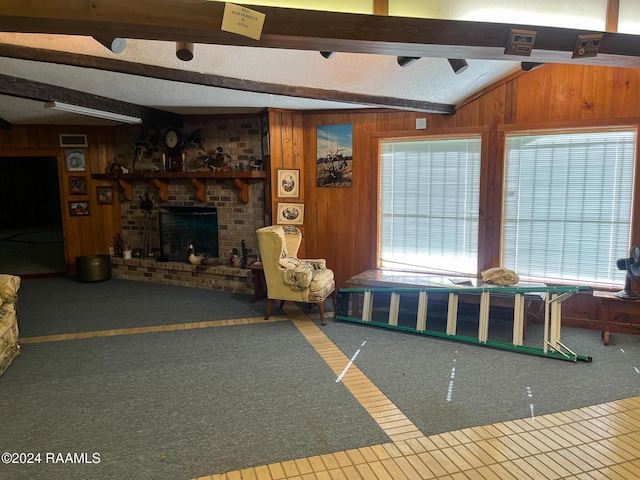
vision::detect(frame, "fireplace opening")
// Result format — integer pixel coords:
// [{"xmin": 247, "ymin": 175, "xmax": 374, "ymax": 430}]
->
[{"xmin": 158, "ymin": 206, "xmax": 219, "ymax": 261}]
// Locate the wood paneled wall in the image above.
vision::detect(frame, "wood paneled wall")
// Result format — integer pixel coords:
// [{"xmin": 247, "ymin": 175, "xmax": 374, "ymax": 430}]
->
[
  {"xmin": 4, "ymin": 62, "xmax": 640, "ymax": 331},
  {"xmin": 267, "ymin": 64, "xmax": 640, "ymax": 331},
  {"xmin": 0, "ymin": 125, "xmax": 119, "ymax": 274}
]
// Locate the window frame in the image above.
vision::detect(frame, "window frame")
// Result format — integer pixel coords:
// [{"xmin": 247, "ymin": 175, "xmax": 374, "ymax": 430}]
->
[
  {"xmin": 499, "ymin": 124, "xmax": 640, "ymax": 287},
  {"xmin": 376, "ymin": 130, "xmax": 488, "ymax": 276}
]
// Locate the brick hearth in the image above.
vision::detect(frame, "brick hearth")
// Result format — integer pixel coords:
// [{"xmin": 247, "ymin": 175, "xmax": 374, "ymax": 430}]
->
[
  {"xmin": 110, "ymin": 257, "xmax": 254, "ymax": 294},
  {"xmin": 114, "ymin": 178, "xmax": 264, "ymax": 293}
]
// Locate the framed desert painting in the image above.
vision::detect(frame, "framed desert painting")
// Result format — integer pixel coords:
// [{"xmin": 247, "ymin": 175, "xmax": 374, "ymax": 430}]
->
[
  {"xmin": 69, "ymin": 201, "xmax": 90, "ymax": 216},
  {"xmin": 276, "ymin": 169, "xmax": 299, "ymax": 198},
  {"xmin": 276, "ymin": 202, "xmax": 304, "ymax": 225}
]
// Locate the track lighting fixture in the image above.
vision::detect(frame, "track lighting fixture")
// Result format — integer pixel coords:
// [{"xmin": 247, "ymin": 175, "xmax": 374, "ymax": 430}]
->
[
  {"xmin": 448, "ymin": 59, "xmax": 469, "ymax": 74},
  {"xmin": 320, "ymin": 52, "xmax": 335, "ymax": 59},
  {"xmin": 397, "ymin": 56, "xmax": 420, "ymax": 67},
  {"xmin": 93, "ymin": 36, "xmax": 127, "ymax": 54},
  {"xmin": 176, "ymin": 42, "xmax": 194, "ymax": 61},
  {"xmin": 521, "ymin": 62, "xmax": 545, "ymax": 72}
]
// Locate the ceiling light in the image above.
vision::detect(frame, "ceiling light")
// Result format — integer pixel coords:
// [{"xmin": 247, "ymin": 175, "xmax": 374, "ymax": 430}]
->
[
  {"xmin": 176, "ymin": 42, "xmax": 194, "ymax": 61},
  {"xmin": 521, "ymin": 62, "xmax": 545, "ymax": 72},
  {"xmin": 44, "ymin": 102, "xmax": 142, "ymax": 124},
  {"xmin": 320, "ymin": 51, "xmax": 335, "ymax": 59},
  {"xmin": 448, "ymin": 59, "xmax": 468, "ymax": 74},
  {"xmin": 397, "ymin": 56, "xmax": 420, "ymax": 67}
]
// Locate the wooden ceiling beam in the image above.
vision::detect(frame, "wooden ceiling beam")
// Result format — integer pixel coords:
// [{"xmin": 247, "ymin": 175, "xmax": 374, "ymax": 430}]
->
[
  {"xmin": 0, "ymin": 43, "xmax": 455, "ymax": 114},
  {"xmin": 0, "ymin": 73, "xmax": 183, "ymax": 126},
  {"xmin": 1, "ymin": 1, "xmax": 640, "ymax": 67},
  {"xmin": 606, "ymin": 0, "xmax": 620, "ymax": 33}
]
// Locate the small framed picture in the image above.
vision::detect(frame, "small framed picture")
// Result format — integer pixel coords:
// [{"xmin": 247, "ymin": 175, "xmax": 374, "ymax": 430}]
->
[
  {"xmin": 277, "ymin": 169, "xmax": 300, "ymax": 198},
  {"xmin": 276, "ymin": 202, "xmax": 304, "ymax": 225},
  {"xmin": 65, "ymin": 148, "xmax": 86, "ymax": 172},
  {"xmin": 96, "ymin": 186, "xmax": 114, "ymax": 205},
  {"xmin": 69, "ymin": 176, "xmax": 87, "ymax": 195},
  {"xmin": 69, "ymin": 201, "xmax": 90, "ymax": 216}
]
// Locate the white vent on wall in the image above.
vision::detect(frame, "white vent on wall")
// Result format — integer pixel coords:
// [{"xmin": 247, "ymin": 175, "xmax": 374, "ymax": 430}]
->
[{"xmin": 59, "ymin": 134, "xmax": 88, "ymax": 147}]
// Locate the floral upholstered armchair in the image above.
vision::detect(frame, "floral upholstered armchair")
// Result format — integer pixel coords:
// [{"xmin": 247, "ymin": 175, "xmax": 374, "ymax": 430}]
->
[{"xmin": 256, "ymin": 225, "xmax": 335, "ymax": 325}]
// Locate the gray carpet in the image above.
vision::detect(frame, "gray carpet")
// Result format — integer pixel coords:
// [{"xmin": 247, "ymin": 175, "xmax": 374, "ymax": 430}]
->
[
  {"xmin": 16, "ymin": 278, "xmax": 268, "ymax": 337},
  {"xmin": 324, "ymin": 316, "xmax": 640, "ymax": 436},
  {"xmin": 1, "ymin": 278, "xmax": 388, "ymax": 480},
  {"xmin": 3, "ymin": 277, "xmax": 640, "ymax": 479}
]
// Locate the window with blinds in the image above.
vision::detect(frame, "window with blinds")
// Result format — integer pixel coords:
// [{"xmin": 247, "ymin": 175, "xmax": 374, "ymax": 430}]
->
[
  {"xmin": 379, "ymin": 136, "xmax": 481, "ymax": 275},
  {"xmin": 503, "ymin": 129, "xmax": 637, "ymax": 286}
]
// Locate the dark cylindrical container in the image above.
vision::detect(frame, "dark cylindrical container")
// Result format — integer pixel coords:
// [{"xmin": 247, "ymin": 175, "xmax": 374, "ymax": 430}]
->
[{"xmin": 76, "ymin": 255, "xmax": 111, "ymax": 282}]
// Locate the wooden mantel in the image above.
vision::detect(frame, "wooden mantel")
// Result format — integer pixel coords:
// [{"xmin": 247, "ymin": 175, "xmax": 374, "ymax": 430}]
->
[{"xmin": 92, "ymin": 170, "xmax": 266, "ymax": 203}]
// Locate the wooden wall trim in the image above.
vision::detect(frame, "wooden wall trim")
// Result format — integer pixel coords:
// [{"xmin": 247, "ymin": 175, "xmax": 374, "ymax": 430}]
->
[
  {"xmin": 497, "ymin": 118, "xmax": 640, "ymax": 132},
  {"xmin": 371, "ymin": 125, "xmax": 490, "ymax": 139}
]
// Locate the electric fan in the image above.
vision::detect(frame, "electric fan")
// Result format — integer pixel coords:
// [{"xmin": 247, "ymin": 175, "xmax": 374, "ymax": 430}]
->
[{"xmin": 615, "ymin": 245, "xmax": 640, "ymax": 299}]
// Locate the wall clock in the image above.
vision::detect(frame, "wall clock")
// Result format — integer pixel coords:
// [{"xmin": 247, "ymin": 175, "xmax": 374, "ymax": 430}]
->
[{"xmin": 164, "ymin": 129, "xmax": 180, "ymax": 150}]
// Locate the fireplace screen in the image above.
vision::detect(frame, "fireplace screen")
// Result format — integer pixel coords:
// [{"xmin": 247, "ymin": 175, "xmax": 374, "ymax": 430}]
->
[{"xmin": 158, "ymin": 206, "xmax": 219, "ymax": 261}]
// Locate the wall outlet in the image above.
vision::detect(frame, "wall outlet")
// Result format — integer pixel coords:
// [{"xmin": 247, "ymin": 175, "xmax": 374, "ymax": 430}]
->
[{"xmin": 416, "ymin": 118, "xmax": 427, "ymax": 129}]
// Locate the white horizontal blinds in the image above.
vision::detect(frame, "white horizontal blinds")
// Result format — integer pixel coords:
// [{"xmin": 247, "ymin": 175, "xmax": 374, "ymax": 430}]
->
[
  {"xmin": 503, "ymin": 129, "xmax": 636, "ymax": 286},
  {"xmin": 380, "ymin": 137, "xmax": 481, "ymax": 274}
]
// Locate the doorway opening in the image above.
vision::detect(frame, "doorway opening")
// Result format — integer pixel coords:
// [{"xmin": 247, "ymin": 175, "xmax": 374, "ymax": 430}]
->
[{"xmin": 0, "ymin": 156, "xmax": 66, "ymax": 277}]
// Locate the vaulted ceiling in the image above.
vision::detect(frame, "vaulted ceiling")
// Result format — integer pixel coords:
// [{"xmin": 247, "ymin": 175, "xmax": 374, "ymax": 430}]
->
[{"xmin": 0, "ymin": 0, "xmax": 636, "ymax": 127}]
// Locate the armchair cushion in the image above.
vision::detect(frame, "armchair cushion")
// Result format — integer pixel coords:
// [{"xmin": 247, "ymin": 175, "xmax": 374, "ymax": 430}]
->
[
  {"xmin": 283, "ymin": 261, "xmax": 315, "ymax": 290},
  {"xmin": 279, "ymin": 256, "xmax": 326, "ymax": 272},
  {"xmin": 282, "ymin": 259, "xmax": 333, "ymax": 295}
]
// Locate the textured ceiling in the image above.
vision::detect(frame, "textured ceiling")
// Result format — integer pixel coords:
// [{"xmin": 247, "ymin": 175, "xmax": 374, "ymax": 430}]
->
[{"xmin": 0, "ymin": 33, "xmax": 521, "ymax": 125}]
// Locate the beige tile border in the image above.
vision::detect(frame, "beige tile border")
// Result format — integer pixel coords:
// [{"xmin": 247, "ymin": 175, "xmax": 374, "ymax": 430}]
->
[
  {"xmin": 20, "ymin": 316, "xmax": 289, "ymax": 344},
  {"xmin": 285, "ymin": 303, "xmax": 423, "ymax": 442}
]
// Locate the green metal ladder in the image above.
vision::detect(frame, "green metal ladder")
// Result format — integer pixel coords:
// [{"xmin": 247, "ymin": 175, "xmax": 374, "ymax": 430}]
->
[{"xmin": 335, "ymin": 285, "xmax": 592, "ymax": 362}]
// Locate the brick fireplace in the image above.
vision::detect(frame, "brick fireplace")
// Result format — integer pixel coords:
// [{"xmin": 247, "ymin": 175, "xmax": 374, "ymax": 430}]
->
[
  {"xmin": 109, "ymin": 115, "xmax": 267, "ymax": 294},
  {"xmin": 110, "ymin": 177, "xmax": 265, "ymax": 294}
]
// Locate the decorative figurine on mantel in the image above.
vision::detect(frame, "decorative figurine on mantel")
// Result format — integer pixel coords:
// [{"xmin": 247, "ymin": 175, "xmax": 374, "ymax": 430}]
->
[
  {"xmin": 187, "ymin": 244, "xmax": 205, "ymax": 265},
  {"xmin": 114, "ymin": 234, "xmax": 124, "ymax": 256},
  {"xmin": 229, "ymin": 248, "xmax": 240, "ymax": 267},
  {"xmin": 241, "ymin": 240, "xmax": 248, "ymax": 269},
  {"xmin": 133, "ymin": 129, "xmax": 162, "ymax": 172},
  {"xmin": 187, "ymin": 244, "xmax": 221, "ymax": 266}
]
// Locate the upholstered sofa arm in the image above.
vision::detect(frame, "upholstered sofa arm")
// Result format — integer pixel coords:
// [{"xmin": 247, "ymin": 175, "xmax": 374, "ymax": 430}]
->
[
  {"xmin": 0, "ymin": 274, "xmax": 20, "ymax": 309},
  {"xmin": 0, "ymin": 274, "xmax": 21, "ymax": 377}
]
